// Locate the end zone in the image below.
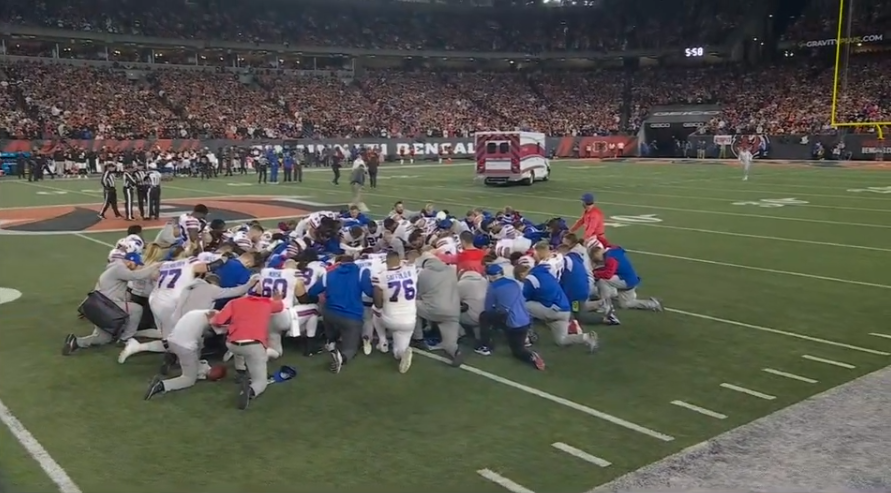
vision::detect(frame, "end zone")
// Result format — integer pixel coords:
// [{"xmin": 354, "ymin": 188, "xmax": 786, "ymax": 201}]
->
[{"xmin": 0, "ymin": 196, "xmax": 348, "ymax": 235}]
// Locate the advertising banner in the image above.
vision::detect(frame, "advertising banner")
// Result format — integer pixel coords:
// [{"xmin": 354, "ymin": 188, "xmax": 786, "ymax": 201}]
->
[
  {"xmin": 0, "ymin": 135, "xmax": 639, "ymax": 160},
  {"xmin": 797, "ymin": 33, "xmax": 884, "ymax": 49},
  {"xmin": 687, "ymin": 134, "xmax": 889, "ymax": 162}
]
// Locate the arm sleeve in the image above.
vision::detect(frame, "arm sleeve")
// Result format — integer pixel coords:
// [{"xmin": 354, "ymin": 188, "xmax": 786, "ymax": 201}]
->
[
  {"xmin": 210, "ymin": 283, "xmax": 252, "ymax": 300},
  {"xmin": 117, "ymin": 263, "xmax": 157, "ymax": 281},
  {"xmin": 307, "ymin": 272, "xmax": 327, "ymax": 297},
  {"xmin": 270, "ymin": 299, "xmax": 284, "ymax": 313},
  {"xmin": 211, "ymin": 302, "xmax": 234, "ymax": 326},
  {"xmin": 570, "ymin": 216, "xmax": 584, "ymax": 232},
  {"xmin": 359, "ymin": 269, "xmax": 375, "ymax": 298},
  {"xmin": 484, "ymin": 284, "xmax": 496, "ymax": 311}
]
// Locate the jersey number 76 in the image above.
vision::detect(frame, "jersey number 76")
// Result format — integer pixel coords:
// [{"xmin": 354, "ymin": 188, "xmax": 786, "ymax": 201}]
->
[{"xmin": 388, "ymin": 279, "xmax": 416, "ymax": 302}]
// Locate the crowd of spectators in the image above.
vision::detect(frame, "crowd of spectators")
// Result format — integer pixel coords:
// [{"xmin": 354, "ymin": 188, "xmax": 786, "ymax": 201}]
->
[
  {"xmin": 2, "ymin": 0, "xmax": 891, "ymax": 140},
  {"xmin": 3, "ymin": 51, "xmax": 889, "ymax": 141},
  {"xmin": 781, "ymin": 0, "xmax": 891, "ymax": 44},
  {"xmin": 1, "ymin": 0, "xmax": 749, "ymax": 53}
]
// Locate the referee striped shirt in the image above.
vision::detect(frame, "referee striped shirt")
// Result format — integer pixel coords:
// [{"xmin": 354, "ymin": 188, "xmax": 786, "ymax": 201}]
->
[
  {"xmin": 123, "ymin": 171, "xmax": 137, "ymax": 189},
  {"xmin": 147, "ymin": 171, "xmax": 161, "ymax": 187},
  {"xmin": 101, "ymin": 171, "xmax": 115, "ymax": 189},
  {"xmin": 133, "ymin": 169, "xmax": 147, "ymax": 186}
]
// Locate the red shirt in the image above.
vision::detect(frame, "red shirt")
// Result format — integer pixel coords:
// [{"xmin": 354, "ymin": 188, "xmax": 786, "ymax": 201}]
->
[
  {"xmin": 438, "ymin": 248, "xmax": 486, "ymax": 274},
  {"xmin": 211, "ymin": 296, "xmax": 284, "ymax": 348},
  {"xmin": 570, "ymin": 206, "xmax": 605, "ymax": 240}
]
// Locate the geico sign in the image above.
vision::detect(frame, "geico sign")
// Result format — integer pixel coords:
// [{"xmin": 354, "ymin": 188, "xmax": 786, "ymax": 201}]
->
[
  {"xmin": 683, "ymin": 122, "xmax": 705, "ymax": 128},
  {"xmin": 649, "ymin": 123, "xmax": 671, "ymax": 128},
  {"xmin": 651, "ymin": 110, "xmax": 721, "ymax": 117}
]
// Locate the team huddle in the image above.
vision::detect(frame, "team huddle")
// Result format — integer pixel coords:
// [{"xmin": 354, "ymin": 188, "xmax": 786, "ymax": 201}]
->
[{"xmin": 63, "ymin": 196, "xmax": 662, "ymax": 409}]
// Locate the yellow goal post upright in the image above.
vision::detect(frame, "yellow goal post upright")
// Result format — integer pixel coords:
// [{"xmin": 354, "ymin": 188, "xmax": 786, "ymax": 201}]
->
[{"xmin": 829, "ymin": 0, "xmax": 886, "ymax": 159}]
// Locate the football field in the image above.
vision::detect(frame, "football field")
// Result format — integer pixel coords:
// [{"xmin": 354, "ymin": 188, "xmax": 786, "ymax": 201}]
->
[{"xmin": 0, "ymin": 159, "xmax": 889, "ymax": 493}]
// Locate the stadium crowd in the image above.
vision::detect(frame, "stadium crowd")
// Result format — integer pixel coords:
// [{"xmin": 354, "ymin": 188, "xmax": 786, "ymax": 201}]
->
[
  {"xmin": 1, "ymin": 0, "xmax": 750, "ymax": 53},
  {"xmin": 1, "ymin": 0, "xmax": 890, "ymax": 140}
]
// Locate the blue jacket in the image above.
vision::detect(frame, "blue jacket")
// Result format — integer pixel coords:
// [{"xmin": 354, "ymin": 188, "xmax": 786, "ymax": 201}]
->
[
  {"xmin": 600, "ymin": 247, "xmax": 641, "ymax": 289},
  {"xmin": 283, "ymin": 156, "xmax": 294, "ymax": 169},
  {"xmin": 484, "ymin": 276, "xmax": 531, "ymax": 330},
  {"xmin": 560, "ymin": 251, "xmax": 590, "ymax": 303},
  {"xmin": 523, "ymin": 264, "xmax": 571, "ymax": 312},
  {"xmin": 213, "ymin": 259, "xmax": 252, "ymax": 309},
  {"xmin": 308, "ymin": 263, "xmax": 373, "ymax": 321},
  {"xmin": 341, "ymin": 212, "xmax": 371, "ymax": 226}
]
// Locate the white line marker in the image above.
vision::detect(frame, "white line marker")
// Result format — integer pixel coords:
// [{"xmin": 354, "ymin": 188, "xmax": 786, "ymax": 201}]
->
[
  {"xmin": 414, "ymin": 351, "xmax": 674, "ymax": 441},
  {"xmin": 762, "ymin": 368, "xmax": 818, "ymax": 384},
  {"xmin": 719, "ymin": 383, "xmax": 776, "ymax": 400},
  {"xmin": 634, "ymin": 251, "xmax": 891, "ymax": 290},
  {"xmin": 669, "ymin": 400, "xmax": 727, "ymax": 419},
  {"xmin": 551, "ymin": 442, "xmax": 612, "ymax": 467},
  {"xmin": 637, "ymin": 223, "xmax": 891, "ymax": 253},
  {"xmin": 0, "ymin": 398, "xmax": 82, "ymax": 493},
  {"xmin": 802, "ymin": 355, "xmax": 856, "ymax": 369},
  {"xmin": 477, "ymin": 469, "xmax": 536, "ymax": 493},
  {"xmin": 665, "ymin": 308, "xmax": 890, "ymax": 356},
  {"xmin": 869, "ymin": 333, "xmax": 891, "ymax": 340}
]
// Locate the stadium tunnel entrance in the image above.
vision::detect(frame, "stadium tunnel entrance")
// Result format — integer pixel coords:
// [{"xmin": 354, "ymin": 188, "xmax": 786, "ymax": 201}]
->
[{"xmin": 642, "ymin": 105, "xmax": 722, "ymax": 157}]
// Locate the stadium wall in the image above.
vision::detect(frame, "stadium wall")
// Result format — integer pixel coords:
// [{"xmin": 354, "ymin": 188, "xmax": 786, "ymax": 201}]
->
[
  {"xmin": 0, "ymin": 136, "xmax": 638, "ymax": 160},
  {"xmin": 2, "ymin": 134, "xmax": 885, "ymax": 161},
  {"xmin": 687, "ymin": 134, "xmax": 888, "ymax": 161}
]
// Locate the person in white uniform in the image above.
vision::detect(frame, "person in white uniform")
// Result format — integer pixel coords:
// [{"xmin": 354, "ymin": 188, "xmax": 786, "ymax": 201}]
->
[
  {"xmin": 143, "ymin": 309, "xmax": 218, "ymax": 400},
  {"xmin": 372, "ymin": 250, "xmax": 418, "ymax": 373}
]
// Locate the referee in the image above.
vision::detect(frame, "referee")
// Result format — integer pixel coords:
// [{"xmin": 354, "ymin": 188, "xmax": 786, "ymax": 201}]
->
[
  {"xmin": 98, "ymin": 164, "xmax": 122, "ymax": 219},
  {"xmin": 133, "ymin": 167, "xmax": 148, "ymax": 220},
  {"xmin": 147, "ymin": 169, "xmax": 162, "ymax": 220},
  {"xmin": 122, "ymin": 166, "xmax": 137, "ymax": 221}
]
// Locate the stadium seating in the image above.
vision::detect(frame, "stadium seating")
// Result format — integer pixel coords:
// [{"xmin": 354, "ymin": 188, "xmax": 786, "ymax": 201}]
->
[{"xmin": 1, "ymin": 0, "xmax": 889, "ymax": 139}]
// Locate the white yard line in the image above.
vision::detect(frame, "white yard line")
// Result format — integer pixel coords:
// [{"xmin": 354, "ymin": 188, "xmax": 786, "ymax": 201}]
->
[
  {"xmin": 719, "ymin": 383, "xmax": 777, "ymax": 400},
  {"xmin": 477, "ymin": 469, "xmax": 536, "ymax": 493},
  {"xmin": 634, "ymin": 250, "xmax": 891, "ymax": 290},
  {"xmin": 802, "ymin": 355, "xmax": 856, "ymax": 369},
  {"xmin": 551, "ymin": 442, "xmax": 612, "ymax": 467},
  {"xmin": 635, "ymin": 223, "xmax": 891, "ymax": 253},
  {"xmin": 762, "ymin": 368, "xmax": 818, "ymax": 384},
  {"xmin": 649, "ymin": 184, "xmax": 891, "ymax": 203},
  {"xmin": 669, "ymin": 400, "xmax": 727, "ymax": 420},
  {"xmin": 869, "ymin": 333, "xmax": 891, "ymax": 340},
  {"xmin": 0, "ymin": 398, "xmax": 82, "ymax": 493},
  {"xmin": 664, "ymin": 308, "xmax": 889, "ymax": 356},
  {"xmin": 413, "ymin": 351, "xmax": 674, "ymax": 441}
]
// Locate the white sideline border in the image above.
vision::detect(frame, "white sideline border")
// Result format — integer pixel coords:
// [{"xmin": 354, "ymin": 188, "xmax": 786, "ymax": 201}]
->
[{"xmin": 0, "ymin": 399, "xmax": 82, "ymax": 493}]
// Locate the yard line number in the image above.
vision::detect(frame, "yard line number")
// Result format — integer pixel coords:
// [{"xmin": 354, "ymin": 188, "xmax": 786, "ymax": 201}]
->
[
  {"xmin": 847, "ymin": 186, "xmax": 891, "ymax": 194},
  {"xmin": 732, "ymin": 198, "xmax": 809, "ymax": 208},
  {"xmin": 605, "ymin": 214, "xmax": 662, "ymax": 228}
]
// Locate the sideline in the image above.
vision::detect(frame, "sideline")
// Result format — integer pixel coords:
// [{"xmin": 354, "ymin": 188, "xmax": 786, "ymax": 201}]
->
[{"xmin": 0, "ymin": 399, "xmax": 81, "ymax": 493}]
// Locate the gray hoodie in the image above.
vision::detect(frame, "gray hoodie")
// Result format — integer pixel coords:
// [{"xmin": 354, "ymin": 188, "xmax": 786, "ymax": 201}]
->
[
  {"xmin": 457, "ymin": 270, "xmax": 488, "ymax": 324},
  {"xmin": 97, "ymin": 261, "xmax": 158, "ymax": 303},
  {"xmin": 417, "ymin": 253, "xmax": 461, "ymax": 320},
  {"xmin": 170, "ymin": 278, "xmax": 254, "ymax": 326}
]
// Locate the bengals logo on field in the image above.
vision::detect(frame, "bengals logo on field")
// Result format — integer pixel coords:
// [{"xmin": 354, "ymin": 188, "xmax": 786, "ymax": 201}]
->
[
  {"xmin": 0, "ymin": 197, "xmax": 348, "ymax": 235},
  {"xmin": 731, "ymin": 134, "xmax": 769, "ymax": 157}
]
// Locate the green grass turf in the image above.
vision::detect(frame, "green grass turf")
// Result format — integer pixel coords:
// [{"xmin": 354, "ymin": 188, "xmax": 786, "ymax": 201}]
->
[{"xmin": 0, "ymin": 160, "xmax": 889, "ymax": 493}]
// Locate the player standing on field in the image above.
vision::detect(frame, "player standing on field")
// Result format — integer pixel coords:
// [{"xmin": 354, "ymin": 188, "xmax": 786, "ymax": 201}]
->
[{"xmin": 739, "ymin": 145, "xmax": 753, "ymax": 181}]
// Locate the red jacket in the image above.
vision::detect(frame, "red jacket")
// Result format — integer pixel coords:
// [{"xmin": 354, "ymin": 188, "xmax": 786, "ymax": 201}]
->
[
  {"xmin": 570, "ymin": 207, "xmax": 605, "ymax": 240},
  {"xmin": 211, "ymin": 296, "xmax": 284, "ymax": 348},
  {"xmin": 437, "ymin": 248, "xmax": 486, "ymax": 274}
]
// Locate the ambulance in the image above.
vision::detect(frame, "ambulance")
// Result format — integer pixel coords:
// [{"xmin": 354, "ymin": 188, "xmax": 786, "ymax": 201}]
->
[{"xmin": 474, "ymin": 131, "xmax": 551, "ymax": 186}]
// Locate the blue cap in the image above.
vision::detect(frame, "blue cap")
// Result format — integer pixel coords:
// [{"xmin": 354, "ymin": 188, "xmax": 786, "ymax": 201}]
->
[
  {"xmin": 437, "ymin": 219, "xmax": 453, "ymax": 229},
  {"xmin": 485, "ymin": 264, "xmax": 503, "ymax": 276},
  {"xmin": 268, "ymin": 365, "xmax": 297, "ymax": 384},
  {"xmin": 581, "ymin": 193, "xmax": 595, "ymax": 205},
  {"xmin": 124, "ymin": 252, "xmax": 144, "ymax": 266}
]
